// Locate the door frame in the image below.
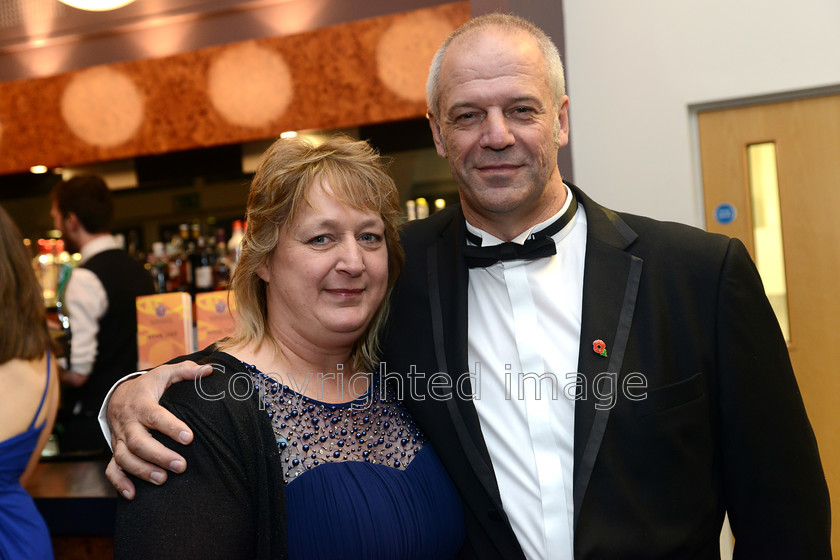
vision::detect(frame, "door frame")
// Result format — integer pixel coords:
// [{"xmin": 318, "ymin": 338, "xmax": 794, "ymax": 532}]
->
[{"xmin": 688, "ymin": 83, "xmax": 840, "ymax": 232}]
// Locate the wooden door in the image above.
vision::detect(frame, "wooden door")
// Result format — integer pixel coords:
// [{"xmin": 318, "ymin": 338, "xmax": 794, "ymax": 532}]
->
[{"xmin": 698, "ymin": 93, "xmax": 840, "ymax": 556}]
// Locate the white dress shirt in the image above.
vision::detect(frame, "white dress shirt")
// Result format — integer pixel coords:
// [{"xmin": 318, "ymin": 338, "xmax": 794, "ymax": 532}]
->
[
  {"xmin": 468, "ymin": 184, "xmax": 587, "ymax": 560},
  {"xmin": 64, "ymin": 235, "xmax": 119, "ymax": 376}
]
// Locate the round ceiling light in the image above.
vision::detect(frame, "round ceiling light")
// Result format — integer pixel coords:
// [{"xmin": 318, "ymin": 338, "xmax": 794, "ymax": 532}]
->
[{"xmin": 58, "ymin": 0, "xmax": 137, "ymax": 11}]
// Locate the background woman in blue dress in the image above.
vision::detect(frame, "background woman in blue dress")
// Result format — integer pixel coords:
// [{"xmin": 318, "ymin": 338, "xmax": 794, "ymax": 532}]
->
[
  {"xmin": 0, "ymin": 204, "xmax": 60, "ymax": 560},
  {"xmin": 115, "ymin": 135, "xmax": 465, "ymax": 559}
]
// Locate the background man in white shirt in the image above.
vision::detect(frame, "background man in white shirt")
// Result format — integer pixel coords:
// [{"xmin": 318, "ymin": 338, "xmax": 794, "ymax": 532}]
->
[
  {"xmin": 50, "ymin": 175, "xmax": 153, "ymax": 454},
  {"xmin": 99, "ymin": 15, "xmax": 829, "ymax": 559}
]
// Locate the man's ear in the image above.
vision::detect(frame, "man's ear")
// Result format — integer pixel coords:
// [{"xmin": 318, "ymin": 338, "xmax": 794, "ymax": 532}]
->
[
  {"xmin": 64, "ymin": 211, "xmax": 81, "ymax": 232},
  {"xmin": 428, "ymin": 113, "xmax": 448, "ymax": 159},
  {"xmin": 555, "ymin": 95, "xmax": 570, "ymax": 148}
]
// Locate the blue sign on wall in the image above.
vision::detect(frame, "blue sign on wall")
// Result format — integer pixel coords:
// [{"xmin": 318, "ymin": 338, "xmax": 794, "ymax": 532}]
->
[{"xmin": 714, "ymin": 203, "xmax": 737, "ymax": 225}]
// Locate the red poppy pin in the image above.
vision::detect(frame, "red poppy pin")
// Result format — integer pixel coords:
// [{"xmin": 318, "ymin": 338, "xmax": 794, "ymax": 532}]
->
[{"xmin": 593, "ymin": 339, "xmax": 607, "ymax": 357}]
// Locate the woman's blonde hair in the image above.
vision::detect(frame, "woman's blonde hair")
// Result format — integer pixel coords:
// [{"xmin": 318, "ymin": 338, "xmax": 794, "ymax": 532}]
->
[
  {"xmin": 0, "ymin": 205, "xmax": 51, "ymax": 364},
  {"xmin": 218, "ymin": 134, "xmax": 404, "ymax": 372}
]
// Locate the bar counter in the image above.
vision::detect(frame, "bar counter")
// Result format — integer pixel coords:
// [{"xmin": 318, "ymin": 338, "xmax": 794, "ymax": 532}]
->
[{"xmin": 24, "ymin": 459, "xmax": 116, "ymax": 559}]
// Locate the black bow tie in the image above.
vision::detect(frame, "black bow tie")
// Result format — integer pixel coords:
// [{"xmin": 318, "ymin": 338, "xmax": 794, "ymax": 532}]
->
[{"xmin": 463, "ymin": 194, "xmax": 578, "ymax": 268}]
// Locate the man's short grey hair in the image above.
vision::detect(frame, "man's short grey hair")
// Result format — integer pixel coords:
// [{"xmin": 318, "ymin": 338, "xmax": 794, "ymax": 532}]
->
[{"xmin": 426, "ymin": 13, "xmax": 566, "ymax": 119}]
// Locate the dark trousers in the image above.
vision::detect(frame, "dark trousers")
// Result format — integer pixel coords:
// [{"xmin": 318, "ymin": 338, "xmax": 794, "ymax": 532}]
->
[{"xmin": 56, "ymin": 407, "xmax": 109, "ymax": 458}]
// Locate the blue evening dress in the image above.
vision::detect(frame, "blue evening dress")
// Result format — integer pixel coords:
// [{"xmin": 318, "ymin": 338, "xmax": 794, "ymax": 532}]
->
[
  {"xmin": 246, "ymin": 360, "xmax": 465, "ymax": 560},
  {"xmin": 0, "ymin": 352, "xmax": 53, "ymax": 560}
]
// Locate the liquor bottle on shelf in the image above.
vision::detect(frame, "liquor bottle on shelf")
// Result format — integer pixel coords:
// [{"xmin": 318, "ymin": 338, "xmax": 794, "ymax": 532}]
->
[
  {"xmin": 415, "ymin": 198, "xmax": 430, "ymax": 219},
  {"xmin": 166, "ymin": 231, "xmax": 184, "ymax": 293},
  {"xmin": 214, "ymin": 228, "xmax": 231, "ymax": 290},
  {"xmin": 126, "ymin": 229, "xmax": 144, "ymax": 264},
  {"xmin": 227, "ymin": 220, "xmax": 245, "ymax": 277},
  {"xmin": 190, "ymin": 222, "xmax": 202, "ymax": 244},
  {"xmin": 35, "ymin": 239, "xmax": 63, "ymax": 307},
  {"xmin": 181, "ymin": 224, "xmax": 195, "ymax": 292},
  {"xmin": 55, "ymin": 262, "xmax": 73, "ymax": 358},
  {"xmin": 192, "ymin": 235, "xmax": 214, "ymax": 294},
  {"xmin": 148, "ymin": 242, "xmax": 168, "ymax": 294}
]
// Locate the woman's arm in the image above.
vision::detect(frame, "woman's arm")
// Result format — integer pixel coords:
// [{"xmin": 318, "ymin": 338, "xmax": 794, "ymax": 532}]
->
[{"xmin": 114, "ymin": 380, "xmax": 259, "ymax": 559}]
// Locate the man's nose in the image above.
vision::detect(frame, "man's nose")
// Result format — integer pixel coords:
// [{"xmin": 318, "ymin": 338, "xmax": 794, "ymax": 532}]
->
[{"xmin": 479, "ymin": 110, "xmax": 515, "ymax": 150}]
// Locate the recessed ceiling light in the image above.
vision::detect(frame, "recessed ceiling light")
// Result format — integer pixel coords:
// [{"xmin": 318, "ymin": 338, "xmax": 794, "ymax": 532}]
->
[{"xmin": 58, "ymin": 0, "xmax": 137, "ymax": 12}]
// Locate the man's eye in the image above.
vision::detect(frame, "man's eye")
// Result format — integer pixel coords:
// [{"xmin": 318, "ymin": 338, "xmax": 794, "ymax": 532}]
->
[
  {"xmin": 308, "ymin": 235, "xmax": 329, "ymax": 245},
  {"xmin": 512, "ymin": 106, "xmax": 535, "ymax": 116},
  {"xmin": 456, "ymin": 112, "xmax": 476, "ymax": 121}
]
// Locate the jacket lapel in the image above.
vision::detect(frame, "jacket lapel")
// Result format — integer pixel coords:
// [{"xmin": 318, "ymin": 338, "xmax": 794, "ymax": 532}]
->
[
  {"xmin": 427, "ymin": 211, "xmax": 508, "ymax": 510},
  {"xmin": 570, "ymin": 185, "xmax": 643, "ymax": 530},
  {"xmin": 424, "ymin": 189, "xmax": 644, "ymax": 542}
]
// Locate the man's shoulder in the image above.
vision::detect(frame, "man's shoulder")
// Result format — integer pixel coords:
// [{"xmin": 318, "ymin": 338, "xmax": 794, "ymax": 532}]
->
[
  {"xmin": 608, "ymin": 210, "xmax": 741, "ymax": 276},
  {"xmin": 617, "ymin": 210, "xmax": 713, "ymax": 236},
  {"xmin": 65, "ymin": 264, "xmax": 100, "ymax": 288},
  {"xmin": 399, "ymin": 204, "xmax": 461, "ymax": 248},
  {"xmin": 573, "ymin": 184, "xmax": 736, "ymax": 265},
  {"xmin": 619, "ymin": 211, "xmax": 730, "ymax": 249},
  {"xmin": 82, "ymin": 248, "xmax": 145, "ymax": 275},
  {"xmin": 83, "ymin": 248, "xmax": 153, "ymax": 293},
  {"xmin": 84, "ymin": 247, "xmax": 138, "ymax": 264}
]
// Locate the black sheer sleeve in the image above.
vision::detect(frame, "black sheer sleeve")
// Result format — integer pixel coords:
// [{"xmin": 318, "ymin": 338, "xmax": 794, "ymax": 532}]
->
[{"xmin": 114, "ymin": 352, "xmax": 287, "ymax": 559}]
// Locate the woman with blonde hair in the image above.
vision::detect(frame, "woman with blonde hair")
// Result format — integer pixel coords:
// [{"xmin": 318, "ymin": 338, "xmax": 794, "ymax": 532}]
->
[
  {"xmin": 0, "ymin": 205, "xmax": 59, "ymax": 560},
  {"xmin": 115, "ymin": 135, "xmax": 465, "ymax": 559}
]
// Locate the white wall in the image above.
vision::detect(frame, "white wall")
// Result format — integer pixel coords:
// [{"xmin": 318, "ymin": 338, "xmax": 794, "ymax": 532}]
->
[{"xmin": 562, "ymin": 0, "xmax": 840, "ymax": 227}]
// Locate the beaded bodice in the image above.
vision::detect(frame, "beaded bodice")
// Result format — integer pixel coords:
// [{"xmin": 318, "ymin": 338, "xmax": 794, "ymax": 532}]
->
[{"xmin": 246, "ymin": 363, "xmax": 427, "ymax": 484}]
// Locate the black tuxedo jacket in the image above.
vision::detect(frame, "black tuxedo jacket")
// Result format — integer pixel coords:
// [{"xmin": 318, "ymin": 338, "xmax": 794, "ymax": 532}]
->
[{"xmin": 382, "ymin": 185, "xmax": 830, "ymax": 559}]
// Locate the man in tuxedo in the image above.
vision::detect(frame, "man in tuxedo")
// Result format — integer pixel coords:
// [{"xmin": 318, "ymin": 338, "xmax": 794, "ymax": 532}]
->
[{"xmin": 102, "ymin": 14, "xmax": 830, "ymax": 559}]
